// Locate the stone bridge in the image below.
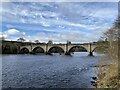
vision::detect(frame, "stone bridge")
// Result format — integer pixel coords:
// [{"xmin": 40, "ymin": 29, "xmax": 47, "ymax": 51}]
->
[{"xmin": 19, "ymin": 43, "xmax": 106, "ymax": 56}]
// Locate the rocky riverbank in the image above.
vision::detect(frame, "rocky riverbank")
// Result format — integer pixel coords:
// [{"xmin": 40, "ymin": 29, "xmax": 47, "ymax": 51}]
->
[{"xmin": 95, "ymin": 63, "xmax": 119, "ymax": 88}]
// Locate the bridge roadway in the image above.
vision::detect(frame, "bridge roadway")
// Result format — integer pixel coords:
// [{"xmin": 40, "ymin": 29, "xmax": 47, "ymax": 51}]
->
[{"xmin": 19, "ymin": 43, "xmax": 103, "ymax": 56}]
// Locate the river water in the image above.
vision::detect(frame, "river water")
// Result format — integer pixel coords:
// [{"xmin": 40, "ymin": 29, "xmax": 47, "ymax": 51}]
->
[{"xmin": 2, "ymin": 52, "xmax": 111, "ymax": 88}]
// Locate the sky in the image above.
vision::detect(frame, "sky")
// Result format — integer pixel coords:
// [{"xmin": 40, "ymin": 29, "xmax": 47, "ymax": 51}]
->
[{"xmin": 0, "ymin": 2, "xmax": 118, "ymax": 43}]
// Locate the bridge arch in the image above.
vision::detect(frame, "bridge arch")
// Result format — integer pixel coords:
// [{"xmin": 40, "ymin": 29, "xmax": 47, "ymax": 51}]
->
[
  {"xmin": 20, "ymin": 47, "xmax": 29, "ymax": 54},
  {"xmin": 48, "ymin": 46, "xmax": 65, "ymax": 54},
  {"xmin": 92, "ymin": 46, "xmax": 109, "ymax": 53},
  {"xmin": 32, "ymin": 46, "xmax": 45, "ymax": 54},
  {"xmin": 68, "ymin": 46, "xmax": 88, "ymax": 53}
]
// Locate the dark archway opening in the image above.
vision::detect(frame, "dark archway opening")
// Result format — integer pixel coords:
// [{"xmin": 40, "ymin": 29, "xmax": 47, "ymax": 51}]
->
[
  {"xmin": 69, "ymin": 46, "xmax": 87, "ymax": 53},
  {"xmin": 48, "ymin": 46, "xmax": 64, "ymax": 55},
  {"xmin": 20, "ymin": 48, "xmax": 29, "ymax": 54},
  {"xmin": 92, "ymin": 46, "xmax": 108, "ymax": 53},
  {"xmin": 92, "ymin": 46, "xmax": 109, "ymax": 56},
  {"xmin": 32, "ymin": 47, "xmax": 45, "ymax": 54},
  {"xmin": 68, "ymin": 46, "xmax": 87, "ymax": 55}
]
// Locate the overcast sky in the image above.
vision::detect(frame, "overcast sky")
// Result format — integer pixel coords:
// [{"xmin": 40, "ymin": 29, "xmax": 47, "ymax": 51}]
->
[{"xmin": 0, "ymin": 2, "xmax": 118, "ymax": 43}]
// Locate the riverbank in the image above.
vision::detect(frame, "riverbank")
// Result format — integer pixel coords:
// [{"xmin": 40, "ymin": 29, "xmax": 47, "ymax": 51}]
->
[{"xmin": 96, "ymin": 62, "xmax": 119, "ymax": 88}]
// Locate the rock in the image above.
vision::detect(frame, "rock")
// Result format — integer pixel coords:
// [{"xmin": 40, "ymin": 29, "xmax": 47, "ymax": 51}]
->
[
  {"xmin": 91, "ymin": 81, "xmax": 97, "ymax": 87},
  {"xmin": 92, "ymin": 77, "xmax": 97, "ymax": 80},
  {"xmin": 91, "ymin": 81, "xmax": 96, "ymax": 83}
]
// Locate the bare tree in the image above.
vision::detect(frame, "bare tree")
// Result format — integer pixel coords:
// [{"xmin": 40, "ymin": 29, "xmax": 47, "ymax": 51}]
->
[
  {"xmin": 17, "ymin": 37, "xmax": 25, "ymax": 42},
  {"xmin": 35, "ymin": 40, "xmax": 39, "ymax": 43},
  {"xmin": 47, "ymin": 40, "xmax": 53, "ymax": 44}
]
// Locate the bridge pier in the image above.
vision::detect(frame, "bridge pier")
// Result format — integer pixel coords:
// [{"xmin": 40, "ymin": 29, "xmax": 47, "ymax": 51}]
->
[
  {"xmin": 45, "ymin": 52, "xmax": 52, "ymax": 55},
  {"xmin": 30, "ymin": 52, "xmax": 34, "ymax": 54},
  {"xmin": 88, "ymin": 52, "xmax": 93, "ymax": 56},
  {"xmin": 65, "ymin": 52, "xmax": 71, "ymax": 55}
]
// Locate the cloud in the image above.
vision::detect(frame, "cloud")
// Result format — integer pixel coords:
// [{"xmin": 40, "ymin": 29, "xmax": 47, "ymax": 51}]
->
[
  {"xmin": 1, "ymin": 0, "xmax": 119, "ymax": 2},
  {"xmin": 23, "ymin": 31, "xmax": 100, "ymax": 43},
  {"xmin": 1, "ymin": 27, "xmax": 108, "ymax": 43},
  {"xmin": 1, "ymin": 29, "xmax": 26, "ymax": 40},
  {"xmin": 2, "ymin": 2, "xmax": 117, "ymax": 26},
  {"xmin": 0, "ymin": 32, "xmax": 8, "ymax": 40},
  {"xmin": 1, "ymin": 2, "xmax": 118, "ymax": 42},
  {"xmin": 4, "ymin": 29, "xmax": 25, "ymax": 35},
  {"xmin": 0, "ymin": 0, "xmax": 11, "ymax": 2},
  {"xmin": 5, "ymin": 29, "xmax": 20, "ymax": 35}
]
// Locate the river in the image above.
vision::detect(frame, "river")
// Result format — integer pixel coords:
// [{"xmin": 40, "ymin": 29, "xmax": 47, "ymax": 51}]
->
[{"xmin": 2, "ymin": 52, "xmax": 111, "ymax": 88}]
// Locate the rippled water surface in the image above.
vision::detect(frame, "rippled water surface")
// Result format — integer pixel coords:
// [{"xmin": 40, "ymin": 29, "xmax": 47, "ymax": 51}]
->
[{"xmin": 2, "ymin": 52, "xmax": 110, "ymax": 88}]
